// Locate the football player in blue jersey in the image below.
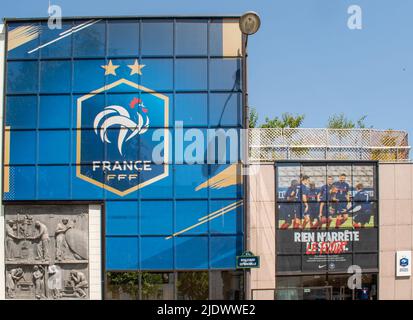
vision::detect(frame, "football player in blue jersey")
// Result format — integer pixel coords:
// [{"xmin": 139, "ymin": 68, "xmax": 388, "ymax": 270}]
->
[
  {"xmin": 316, "ymin": 176, "xmax": 334, "ymax": 229},
  {"xmin": 348, "ymin": 183, "xmax": 372, "ymax": 228},
  {"xmin": 280, "ymin": 179, "xmax": 300, "ymax": 229},
  {"xmin": 304, "ymin": 182, "xmax": 320, "ymax": 229},
  {"xmin": 295, "ymin": 175, "xmax": 310, "ymax": 229},
  {"xmin": 332, "ymin": 173, "xmax": 351, "ymax": 228}
]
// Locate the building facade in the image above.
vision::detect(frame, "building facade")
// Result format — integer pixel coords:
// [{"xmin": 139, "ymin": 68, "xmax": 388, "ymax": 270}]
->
[
  {"xmin": 1, "ymin": 16, "xmax": 412, "ymax": 301},
  {"xmin": 0, "ymin": 17, "xmax": 246, "ymax": 300},
  {"xmin": 249, "ymin": 162, "xmax": 413, "ymax": 300}
]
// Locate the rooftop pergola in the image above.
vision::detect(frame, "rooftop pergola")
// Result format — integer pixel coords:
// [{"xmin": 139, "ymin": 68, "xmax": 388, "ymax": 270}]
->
[{"xmin": 249, "ymin": 128, "xmax": 410, "ymax": 162}]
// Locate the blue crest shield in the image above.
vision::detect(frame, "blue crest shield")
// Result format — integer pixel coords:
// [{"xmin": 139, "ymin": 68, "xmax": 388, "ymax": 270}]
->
[{"xmin": 76, "ymin": 78, "xmax": 169, "ymax": 196}]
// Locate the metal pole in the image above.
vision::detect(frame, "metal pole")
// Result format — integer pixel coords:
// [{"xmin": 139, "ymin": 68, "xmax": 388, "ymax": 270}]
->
[{"xmin": 242, "ymin": 32, "xmax": 251, "ymax": 300}]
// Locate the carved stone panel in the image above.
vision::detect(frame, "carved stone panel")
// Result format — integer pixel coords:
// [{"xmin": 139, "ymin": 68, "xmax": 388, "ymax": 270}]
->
[{"xmin": 4, "ymin": 205, "xmax": 89, "ymax": 299}]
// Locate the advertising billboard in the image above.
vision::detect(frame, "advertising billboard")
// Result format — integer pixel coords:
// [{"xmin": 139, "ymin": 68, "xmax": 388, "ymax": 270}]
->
[
  {"xmin": 3, "ymin": 17, "xmax": 245, "ymax": 272},
  {"xmin": 275, "ymin": 162, "xmax": 378, "ymax": 274}
]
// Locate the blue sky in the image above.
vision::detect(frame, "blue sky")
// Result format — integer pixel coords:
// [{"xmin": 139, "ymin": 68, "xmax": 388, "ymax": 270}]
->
[{"xmin": 2, "ymin": 0, "xmax": 413, "ymax": 136}]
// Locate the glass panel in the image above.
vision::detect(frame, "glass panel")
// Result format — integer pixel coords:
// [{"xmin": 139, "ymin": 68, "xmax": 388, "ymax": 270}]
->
[
  {"xmin": 351, "ymin": 199, "xmax": 376, "ymax": 228},
  {"xmin": 209, "ymin": 270, "xmax": 244, "ymax": 300},
  {"xmin": 9, "ymin": 131, "xmax": 36, "ymax": 165},
  {"xmin": 175, "ymin": 59, "xmax": 208, "ymax": 91},
  {"xmin": 276, "ymin": 163, "xmax": 301, "ymax": 201},
  {"xmin": 175, "ymin": 200, "xmax": 208, "ymax": 235},
  {"xmin": 175, "ymin": 237, "xmax": 208, "ymax": 269},
  {"xmin": 39, "ymin": 95, "xmax": 71, "ymax": 129},
  {"xmin": 209, "ymin": 164, "xmax": 243, "ymax": 199},
  {"xmin": 7, "ymin": 22, "xmax": 40, "ymax": 59},
  {"xmin": 140, "ymin": 58, "xmax": 173, "ymax": 91},
  {"xmin": 176, "ymin": 20, "xmax": 208, "ymax": 56},
  {"xmin": 210, "ymin": 236, "xmax": 242, "ymax": 269},
  {"xmin": 40, "ymin": 21, "xmax": 72, "ymax": 58},
  {"xmin": 277, "ymin": 202, "xmax": 301, "ymax": 229},
  {"xmin": 106, "ymin": 272, "xmax": 139, "ymax": 300},
  {"xmin": 140, "ymin": 201, "xmax": 173, "ymax": 235},
  {"xmin": 276, "ymin": 255, "xmax": 301, "ymax": 273},
  {"xmin": 175, "ymin": 93, "xmax": 208, "ymax": 127},
  {"xmin": 108, "ymin": 20, "xmax": 139, "ymax": 56},
  {"xmin": 37, "ymin": 166, "xmax": 70, "ymax": 199},
  {"xmin": 352, "ymin": 164, "xmax": 376, "ymax": 200},
  {"xmin": 106, "ymin": 201, "xmax": 138, "ymax": 236},
  {"xmin": 177, "ymin": 271, "xmax": 209, "ymax": 300},
  {"xmin": 209, "ymin": 93, "xmax": 242, "ymax": 127},
  {"xmin": 73, "ymin": 59, "xmax": 106, "ymax": 93},
  {"xmin": 174, "ymin": 165, "xmax": 208, "ymax": 198},
  {"xmin": 73, "ymin": 20, "xmax": 105, "ymax": 57},
  {"xmin": 141, "ymin": 20, "xmax": 173, "ymax": 56},
  {"xmin": 140, "ymin": 238, "xmax": 173, "ymax": 270},
  {"xmin": 209, "ymin": 58, "xmax": 241, "ymax": 91},
  {"xmin": 209, "ymin": 200, "xmax": 243, "ymax": 234},
  {"xmin": 106, "ymin": 237, "xmax": 139, "ymax": 270},
  {"xmin": 276, "ymin": 230, "xmax": 302, "ymax": 254},
  {"xmin": 139, "ymin": 166, "xmax": 173, "ymax": 199},
  {"xmin": 7, "ymin": 61, "xmax": 38, "ymax": 93},
  {"xmin": 141, "ymin": 272, "xmax": 175, "ymax": 300},
  {"xmin": 38, "ymin": 130, "xmax": 71, "ymax": 164},
  {"xmin": 6, "ymin": 95, "xmax": 38, "ymax": 129},
  {"xmin": 4, "ymin": 166, "xmax": 36, "ymax": 200}
]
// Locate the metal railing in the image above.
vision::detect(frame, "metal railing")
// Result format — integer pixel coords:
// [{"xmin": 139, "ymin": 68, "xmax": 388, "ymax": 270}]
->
[{"xmin": 249, "ymin": 128, "xmax": 410, "ymax": 162}]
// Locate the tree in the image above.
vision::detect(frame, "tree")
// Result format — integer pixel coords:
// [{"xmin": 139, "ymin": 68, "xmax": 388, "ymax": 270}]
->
[
  {"xmin": 327, "ymin": 113, "xmax": 369, "ymax": 129},
  {"xmin": 249, "ymin": 107, "xmax": 258, "ymax": 128},
  {"xmin": 260, "ymin": 113, "xmax": 305, "ymax": 128}
]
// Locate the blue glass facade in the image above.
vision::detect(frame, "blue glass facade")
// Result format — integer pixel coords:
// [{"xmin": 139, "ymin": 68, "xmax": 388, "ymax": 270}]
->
[{"xmin": 3, "ymin": 18, "xmax": 245, "ymax": 271}]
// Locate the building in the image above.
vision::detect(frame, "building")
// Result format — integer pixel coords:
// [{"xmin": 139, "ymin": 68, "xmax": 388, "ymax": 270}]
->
[
  {"xmin": 0, "ymin": 16, "xmax": 412, "ymax": 300},
  {"xmin": 248, "ymin": 128, "xmax": 413, "ymax": 300},
  {"xmin": 0, "ymin": 17, "xmax": 246, "ymax": 300}
]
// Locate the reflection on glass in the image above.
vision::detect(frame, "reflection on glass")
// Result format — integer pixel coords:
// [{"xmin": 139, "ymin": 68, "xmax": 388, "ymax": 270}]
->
[
  {"xmin": 106, "ymin": 272, "xmax": 139, "ymax": 300},
  {"xmin": 177, "ymin": 272, "xmax": 209, "ymax": 300},
  {"xmin": 209, "ymin": 271, "xmax": 244, "ymax": 300},
  {"xmin": 276, "ymin": 274, "xmax": 378, "ymax": 300},
  {"xmin": 73, "ymin": 20, "xmax": 105, "ymax": 57},
  {"xmin": 106, "ymin": 272, "xmax": 174, "ymax": 300},
  {"xmin": 141, "ymin": 272, "xmax": 174, "ymax": 300}
]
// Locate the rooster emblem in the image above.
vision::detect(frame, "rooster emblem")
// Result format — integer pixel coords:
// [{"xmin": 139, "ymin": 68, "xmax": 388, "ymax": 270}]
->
[{"xmin": 93, "ymin": 98, "xmax": 149, "ymax": 155}]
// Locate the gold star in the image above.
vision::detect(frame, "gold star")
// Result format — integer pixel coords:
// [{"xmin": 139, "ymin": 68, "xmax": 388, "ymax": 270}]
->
[
  {"xmin": 101, "ymin": 60, "xmax": 120, "ymax": 76},
  {"xmin": 128, "ymin": 59, "xmax": 145, "ymax": 75}
]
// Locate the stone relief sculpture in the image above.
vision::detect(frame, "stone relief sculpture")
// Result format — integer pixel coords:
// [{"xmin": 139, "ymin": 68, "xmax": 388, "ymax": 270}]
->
[
  {"xmin": 4, "ymin": 205, "xmax": 90, "ymax": 300},
  {"xmin": 68, "ymin": 271, "xmax": 88, "ymax": 298},
  {"xmin": 6, "ymin": 268, "xmax": 24, "ymax": 298},
  {"xmin": 33, "ymin": 265, "xmax": 45, "ymax": 299},
  {"xmin": 47, "ymin": 265, "xmax": 62, "ymax": 299},
  {"xmin": 32, "ymin": 221, "xmax": 50, "ymax": 262},
  {"xmin": 55, "ymin": 218, "xmax": 70, "ymax": 261},
  {"xmin": 5, "ymin": 220, "xmax": 19, "ymax": 261}
]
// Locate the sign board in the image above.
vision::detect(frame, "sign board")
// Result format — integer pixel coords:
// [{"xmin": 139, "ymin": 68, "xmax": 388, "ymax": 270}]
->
[
  {"xmin": 275, "ymin": 162, "xmax": 379, "ymax": 273},
  {"xmin": 236, "ymin": 251, "xmax": 260, "ymax": 268},
  {"xmin": 396, "ymin": 251, "xmax": 411, "ymax": 277}
]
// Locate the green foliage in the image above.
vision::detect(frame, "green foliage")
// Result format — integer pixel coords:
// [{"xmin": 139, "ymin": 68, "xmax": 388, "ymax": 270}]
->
[
  {"xmin": 327, "ymin": 113, "xmax": 370, "ymax": 129},
  {"xmin": 107, "ymin": 271, "xmax": 139, "ymax": 299},
  {"xmin": 249, "ymin": 107, "xmax": 258, "ymax": 128},
  {"xmin": 107, "ymin": 272, "xmax": 164, "ymax": 299},
  {"xmin": 177, "ymin": 272, "xmax": 209, "ymax": 300},
  {"xmin": 260, "ymin": 113, "xmax": 305, "ymax": 129}
]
